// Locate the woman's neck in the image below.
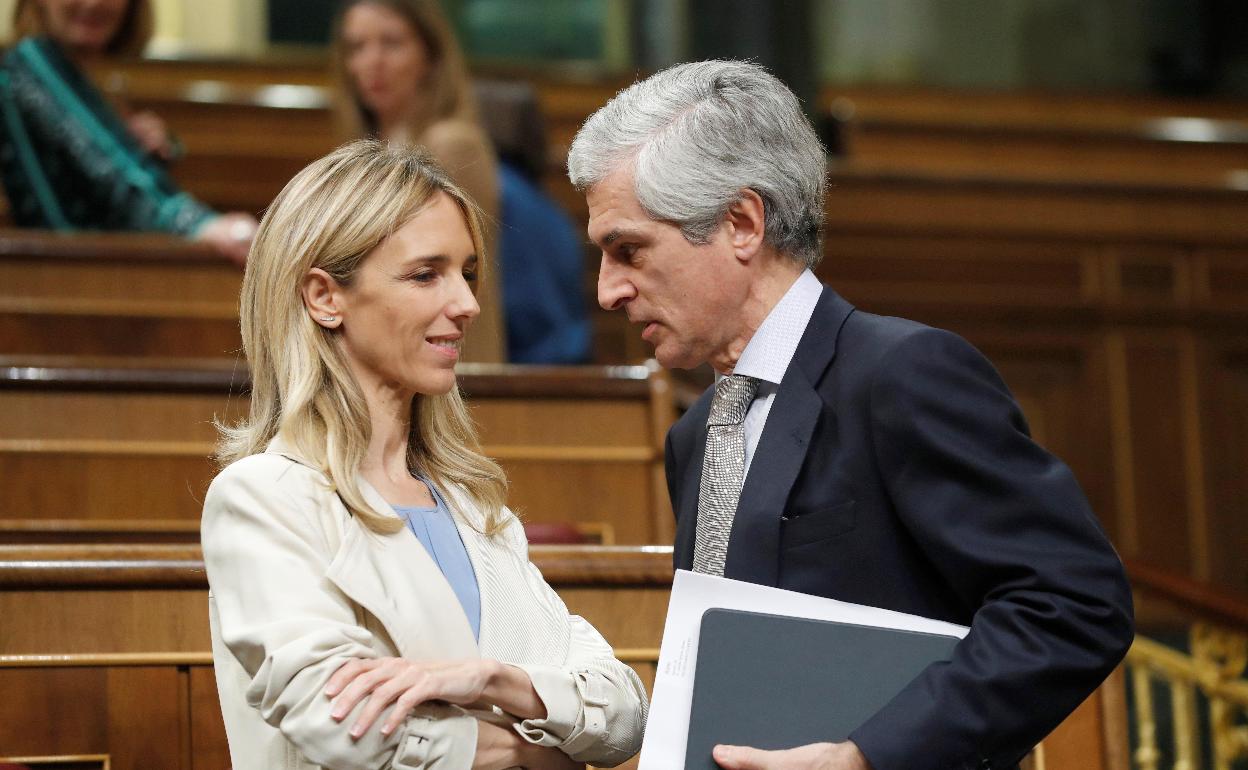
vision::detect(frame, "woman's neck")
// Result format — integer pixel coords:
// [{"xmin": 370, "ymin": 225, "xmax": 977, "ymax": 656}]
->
[
  {"xmin": 373, "ymin": 95, "xmax": 432, "ymax": 144},
  {"xmin": 361, "ymin": 384, "xmax": 413, "ymax": 477}
]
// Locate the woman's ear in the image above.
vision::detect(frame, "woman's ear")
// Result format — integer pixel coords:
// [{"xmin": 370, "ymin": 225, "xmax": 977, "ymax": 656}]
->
[
  {"xmin": 726, "ymin": 188, "xmax": 767, "ymax": 264},
  {"xmin": 302, "ymin": 268, "xmax": 344, "ymax": 329}
]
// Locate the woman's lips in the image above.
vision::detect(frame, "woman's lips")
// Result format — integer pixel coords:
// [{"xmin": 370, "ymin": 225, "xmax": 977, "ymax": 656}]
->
[{"xmin": 427, "ymin": 337, "xmax": 461, "ymax": 361}]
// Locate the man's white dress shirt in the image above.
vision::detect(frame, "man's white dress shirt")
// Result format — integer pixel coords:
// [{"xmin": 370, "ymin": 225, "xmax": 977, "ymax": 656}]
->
[{"xmin": 728, "ymin": 269, "xmax": 823, "ymax": 478}]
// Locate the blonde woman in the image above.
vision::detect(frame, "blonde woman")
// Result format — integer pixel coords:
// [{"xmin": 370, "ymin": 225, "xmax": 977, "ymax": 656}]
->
[
  {"xmin": 202, "ymin": 140, "xmax": 646, "ymax": 769},
  {"xmin": 331, "ymin": 0, "xmax": 505, "ymax": 361}
]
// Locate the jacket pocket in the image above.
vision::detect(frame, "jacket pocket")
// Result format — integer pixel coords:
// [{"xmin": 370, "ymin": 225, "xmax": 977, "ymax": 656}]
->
[{"xmin": 781, "ymin": 500, "xmax": 856, "ymax": 549}]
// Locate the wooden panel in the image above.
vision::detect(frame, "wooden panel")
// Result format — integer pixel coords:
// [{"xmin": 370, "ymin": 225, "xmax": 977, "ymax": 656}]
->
[
  {"xmin": 822, "ymin": 232, "xmax": 1094, "ymax": 311},
  {"xmin": 1038, "ymin": 686, "xmax": 1114, "ymax": 770},
  {"xmin": 0, "ymin": 391, "xmax": 243, "ymax": 441},
  {"xmin": 824, "ymin": 171, "xmax": 1248, "ymax": 244},
  {"xmin": 1103, "ymin": 245, "xmax": 1192, "ymax": 309},
  {"xmin": 0, "ymin": 254, "xmax": 239, "ymax": 308},
  {"xmin": 188, "ymin": 666, "xmax": 229, "ymax": 770},
  {"xmin": 0, "ymin": 234, "xmax": 242, "ymax": 358},
  {"xmin": 1201, "ymin": 340, "xmax": 1248, "ymax": 591},
  {"xmin": 506, "ymin": 462, "xmax": 655, "ymax": 542},
  {"xmin": 0, "ymin": 667, "xmax": 185, "ymax": 770},
  {"xmin": 0, "ymin": 453, "xmax": 217, "ymax": 522},
  {"xmin": 558, "ymin": 586, "xmax": 670, "ymax": 651},
  {"xmin": 0, "ymin": 589, "xmax": 210, "ymax": 654},
  {"xmin": 971, "ymin": 333, "xmax": 1118, "ymax": 540},
  {"xmin": 0, "ymin": 314, "xmax": 242, "ymax": 358},
  {"xmin": 0, "ymin": 519, "xmax": 201, "ymax": 545},
  {"xmin": 821, "ymin": 85, "xmax": 1248, "ymax": 126},
  {"xmin": 844, "ymin": 122, "xmax": 1248, "ymax": 188},
  {"xmin": 472, "ymin": 398, "xmax": 652, "ymax": 447},
  {"xmin": 1111, "ymin": 335, "xmax": 1201, "ymax": 577},
  {"xmin": 1199, "ymin": 248, "xmax": 1248, "ymax": 311}
]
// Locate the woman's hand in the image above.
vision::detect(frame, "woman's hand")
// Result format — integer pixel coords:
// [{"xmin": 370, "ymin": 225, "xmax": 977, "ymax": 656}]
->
[
  {"xmin": 196, "ymin": 212, "xmax": 257, "ymax": 267},
  {"xmin": 326, "ymin": 657, "xmax": 500, "ymax": 739},
  {"xmin": 126, "ymin": 110, "xmax": 178, "ymax": 161}
]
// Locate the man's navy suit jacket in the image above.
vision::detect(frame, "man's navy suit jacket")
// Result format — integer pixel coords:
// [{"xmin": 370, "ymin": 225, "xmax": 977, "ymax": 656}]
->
[{"xmin": 665, "ymin": 286, "xmax": 1134, "ymax": 770}]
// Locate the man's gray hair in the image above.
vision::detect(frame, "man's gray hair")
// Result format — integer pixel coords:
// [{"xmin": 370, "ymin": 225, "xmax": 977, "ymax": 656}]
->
[{"xmin": 567, "ymin": 60, "xmax": 827, "ymax": 268}]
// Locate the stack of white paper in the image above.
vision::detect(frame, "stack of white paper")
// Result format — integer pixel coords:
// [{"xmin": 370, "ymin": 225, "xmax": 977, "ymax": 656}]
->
[{"xmin": 638, "ymin": 570, "xmax": 969, "ymax": 770}]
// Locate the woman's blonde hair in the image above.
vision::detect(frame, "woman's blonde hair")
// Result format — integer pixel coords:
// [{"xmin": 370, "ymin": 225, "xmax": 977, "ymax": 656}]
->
[
  {"xmin": 330, "ymin": 0, "xmax": 478, "ymax": 140},
  {"xmin": 12, "ymin": 0, "xmax": 153, "ymax": 57},
  {"xmin": 218, "ymin": 139, "xmax": 507, "ymax": 536}
]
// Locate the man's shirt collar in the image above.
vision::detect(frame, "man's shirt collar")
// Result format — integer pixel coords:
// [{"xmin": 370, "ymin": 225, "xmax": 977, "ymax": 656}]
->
[{"xmin": 732, "ymin": 269, "xmax": 823, "ymax": 386}]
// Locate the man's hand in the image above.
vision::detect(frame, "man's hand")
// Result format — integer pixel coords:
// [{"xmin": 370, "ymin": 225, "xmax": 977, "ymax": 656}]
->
[{"xmin": 712, "ymin": 741, "xmax": 872, "ymax": 770}]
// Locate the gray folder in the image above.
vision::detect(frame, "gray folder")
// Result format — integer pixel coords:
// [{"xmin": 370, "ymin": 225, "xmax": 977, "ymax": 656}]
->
[{"xmin": 685, "ymin": 608, "xmax": 960, "ymax": 770}]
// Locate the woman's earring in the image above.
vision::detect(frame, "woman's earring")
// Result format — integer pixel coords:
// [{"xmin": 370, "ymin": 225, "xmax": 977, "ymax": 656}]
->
[{"xmin": 320, "ymin": 316, "xmax": 336, "ymax": 322}]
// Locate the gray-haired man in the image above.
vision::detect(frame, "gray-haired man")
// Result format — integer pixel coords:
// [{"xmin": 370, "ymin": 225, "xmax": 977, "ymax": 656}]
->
[{"xmin": 567, "ymin": 61, "xmax": 1132, "ymax": 770}]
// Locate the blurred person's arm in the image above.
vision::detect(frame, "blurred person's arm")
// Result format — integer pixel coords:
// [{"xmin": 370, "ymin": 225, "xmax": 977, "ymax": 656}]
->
[{"xmin": 0, "ymin": 38, "xmax": 252, "ymax": 263}]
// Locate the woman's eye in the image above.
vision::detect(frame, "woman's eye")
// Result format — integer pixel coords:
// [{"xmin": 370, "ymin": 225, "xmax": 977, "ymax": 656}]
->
[
  {"xmin": 410, "ymin": 270, "xmax": 437, "ymax": 283},
  {"xmin": 463, "ymin": 269, "xmax": 478, "ymax": 283}
]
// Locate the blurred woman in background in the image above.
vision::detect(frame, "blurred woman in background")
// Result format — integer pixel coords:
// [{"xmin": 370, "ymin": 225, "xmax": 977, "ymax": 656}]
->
[
  {"xmin": 0, "ymin": 0, "xmax": 256, "ymax": 264},
  {"xmin": 332, "ymin": 0, "xmax": 590, "ymax": 363}
]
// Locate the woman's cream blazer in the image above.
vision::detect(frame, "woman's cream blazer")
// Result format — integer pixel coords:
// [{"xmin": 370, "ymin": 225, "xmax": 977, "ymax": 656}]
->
[{"xmin": 202, "ymin": 439, "xmax": 648, "ymax": 770}]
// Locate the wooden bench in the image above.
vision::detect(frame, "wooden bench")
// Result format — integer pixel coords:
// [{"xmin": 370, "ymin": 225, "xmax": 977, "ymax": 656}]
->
[
  {"xmin": 0, "ymin": 356, "xmax": 676, "ymax": 545},
  {"xmin": 0, "ymin": 544, "xmax": 1128, "ymax": 770},
  {"xmin": 0, "ymin": 543, "xmax": 671, "ymax": 770},
  {"xmin": 823, "ymin": 90, "xmax": 1248, "ymax": 188},
  {"xmin": 0, "ymin": 231, "xmax": 241, "ymax": 358}
]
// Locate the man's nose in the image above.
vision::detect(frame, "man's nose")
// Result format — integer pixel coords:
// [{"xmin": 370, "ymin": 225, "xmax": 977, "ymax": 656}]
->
[{"xmin": 597, "ymin": 257, "xmax": 635, "ymax": 311}]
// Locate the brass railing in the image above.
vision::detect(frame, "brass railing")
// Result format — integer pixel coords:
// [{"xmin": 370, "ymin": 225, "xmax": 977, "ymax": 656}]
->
[{"xmin": 1126, "ymin": 560, "xmax": 1248, "ymax": 770}]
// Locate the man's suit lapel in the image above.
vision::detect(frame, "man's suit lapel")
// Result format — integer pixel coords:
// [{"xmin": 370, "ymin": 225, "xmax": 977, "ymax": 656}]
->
[
  {"xmin": 673, "ymin": 390, "xmax": 713, "ymax": 571},
  {"xmin": 724, "ymin": 287, "xmax": 855, "ymax": 585}
]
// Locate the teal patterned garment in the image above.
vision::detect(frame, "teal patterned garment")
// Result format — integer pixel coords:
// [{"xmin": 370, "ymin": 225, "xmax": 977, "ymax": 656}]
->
[{"xmin": 0, "ymin": 37, "xmax": 217, "ymax": 235}]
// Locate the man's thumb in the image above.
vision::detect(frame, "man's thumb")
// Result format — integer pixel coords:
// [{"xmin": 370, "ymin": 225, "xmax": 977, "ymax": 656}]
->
[{"xmin": 713, "ymin": 744, "xmax": 768, "ymax": 770}]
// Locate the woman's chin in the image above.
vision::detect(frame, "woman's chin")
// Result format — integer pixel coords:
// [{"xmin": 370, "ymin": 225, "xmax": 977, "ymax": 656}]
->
[{"xmin": 412, "ymin": 371, "xmax": 458, "ymax": 398}]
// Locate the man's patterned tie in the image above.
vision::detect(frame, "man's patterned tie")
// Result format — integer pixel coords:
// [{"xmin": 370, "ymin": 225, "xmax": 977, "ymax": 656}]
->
[{"xmin": 693, "ymin": 374, "xmax": 760, "ymax": 576}]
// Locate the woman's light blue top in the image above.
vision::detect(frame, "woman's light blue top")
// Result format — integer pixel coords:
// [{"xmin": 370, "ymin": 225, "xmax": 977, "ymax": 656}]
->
[{"xmin": 391, "ymin": 480, "xmax": 481, "ymax": 641}]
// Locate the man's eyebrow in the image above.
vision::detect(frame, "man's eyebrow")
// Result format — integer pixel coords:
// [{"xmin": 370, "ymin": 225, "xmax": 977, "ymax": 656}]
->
[{"xmin": 601, "ymin": 228, "xmax": 644, "ymax": 246}]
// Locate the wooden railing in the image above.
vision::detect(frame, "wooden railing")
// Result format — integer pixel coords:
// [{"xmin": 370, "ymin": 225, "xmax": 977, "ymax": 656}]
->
[{"xmin": 1126, "ymin": 558, "xmax": 1248, "ymax": 770}]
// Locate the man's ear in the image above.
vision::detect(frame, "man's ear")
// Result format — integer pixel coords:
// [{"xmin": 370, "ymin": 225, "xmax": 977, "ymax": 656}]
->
[
  {"xmin": 301, "ymin": 268, "xmax": 344, "ymax": 329},
  {"xmin": 726, "ymin": 189, "xmax": 767, "ymax": 263}
]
